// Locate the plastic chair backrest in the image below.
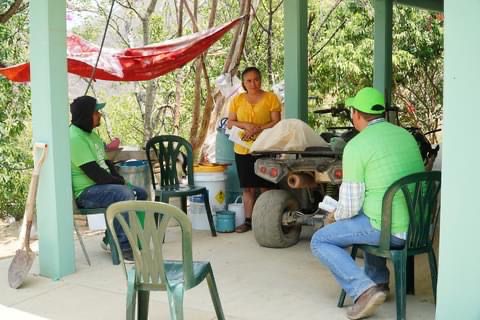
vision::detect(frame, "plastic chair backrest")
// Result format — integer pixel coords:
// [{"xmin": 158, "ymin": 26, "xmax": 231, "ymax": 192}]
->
[
  {"xmin": 145, "ymin": 135, "xmax": 194, "ymax": 189},
  {"xmin": 106, "ymin": 201, "xmax": 195, "ymax": 289},
  {"xmin": 377, "ymin": 171, "xmax": 441, "ymax": 251}
]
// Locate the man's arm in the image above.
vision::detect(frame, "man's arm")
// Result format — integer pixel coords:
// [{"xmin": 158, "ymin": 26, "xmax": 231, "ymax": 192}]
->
[
  {"xmin": 334, "ymin": 182, "xmax": 365, "ymax": 220},
  {"xmin": 105, "ymin": 160, "xmax": 123, "ymax": 178},
  {"xmin": 80, "ymin": 161, "xmax": 125, "ymax": 185}
]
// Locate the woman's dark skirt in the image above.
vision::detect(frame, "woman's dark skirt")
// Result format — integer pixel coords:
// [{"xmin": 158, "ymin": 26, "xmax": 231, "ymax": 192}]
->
[{"xmin": 234, "ymin": 153, "xmax": 274, "ymax": 188}]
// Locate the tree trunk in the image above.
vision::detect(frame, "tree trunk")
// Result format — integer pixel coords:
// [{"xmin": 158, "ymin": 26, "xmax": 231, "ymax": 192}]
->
[
  {"xmin": 267, "ymin": 0, "xmax": 274, "ymax": 86},
  {"xmin": 0, "ymin": 0, "xmax": 24, "ymax": 24},
  {"xmin": 183, "ymin": 0, "xmax": 219, "ymax": 156},
  {"xmin": 207, "ymin": 0, "xmax": 252, "ymax": 135},
  {"xmin": 138, "ymin": 0, "xmax": 158, "ymax": 144},
  {"xmin": 173, "ymin": 0, "xmax": 184, "ymax": 135},
  {"xmin": 199, "ymin": 0, "xmax": 253, "ymax": 160}
]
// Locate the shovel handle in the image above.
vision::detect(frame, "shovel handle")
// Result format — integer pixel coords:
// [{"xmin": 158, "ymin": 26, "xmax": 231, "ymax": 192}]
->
[
  {"xmin": 23, "ymin": 144, "xmax": 48, "ymax": 249},
  {"xmin": 33, "ymin": 143, "xmax": 48, "ymax": 175}
]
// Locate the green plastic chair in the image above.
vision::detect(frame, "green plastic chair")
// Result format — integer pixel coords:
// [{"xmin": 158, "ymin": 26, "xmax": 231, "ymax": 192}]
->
[
  {"xmin": 106, "ymin": 200, "xmax": 225, "ymax": 320},
  {"xmin": 146, "ymin": 135, "xmax": 217, "ymax": 237},
  {"xmin": 337, "ymin": 171, "xmax": 441, "ymax": 320},
  {"xmin": 72, "ymin": 196, "xmax": 120, "ymax": 266}
]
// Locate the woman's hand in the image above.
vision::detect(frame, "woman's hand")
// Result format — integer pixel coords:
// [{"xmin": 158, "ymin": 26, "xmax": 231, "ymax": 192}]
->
[
  {"xmin": 242, "ymin": 124, "xmax": 261, "ymax": 140},
  {"xmin": 243, "ymin": 123, "xmax": 259, "ymax": 132}
]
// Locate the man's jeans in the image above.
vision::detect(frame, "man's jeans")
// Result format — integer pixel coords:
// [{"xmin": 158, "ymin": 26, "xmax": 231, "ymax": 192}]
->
[
  {"xmin": 310, "ymin": 212, "xmax": 404, "ymax": 302},
  {"xmin": 76, "ymin": 184, "xmax": 148, "ymax": 252}
]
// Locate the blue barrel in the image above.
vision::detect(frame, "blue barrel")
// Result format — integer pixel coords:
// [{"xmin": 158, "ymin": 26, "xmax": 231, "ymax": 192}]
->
[{"xmin": 216, "ymin": 118, "xmax": 242, "ymax": 204}]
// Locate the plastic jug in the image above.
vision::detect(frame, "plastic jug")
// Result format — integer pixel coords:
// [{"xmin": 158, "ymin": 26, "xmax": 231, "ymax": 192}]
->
[{"xmin": 228, "ymin": 196, "xmax": 245, "ymax": 227}]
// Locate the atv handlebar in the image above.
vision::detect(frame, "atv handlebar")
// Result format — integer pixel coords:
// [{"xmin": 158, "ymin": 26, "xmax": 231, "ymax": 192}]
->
[
  {"xmin": 313, "ymin": 105, "xmax": 349, "ymax": 117},
  {"xmin": 314, "ymin": 105, "xmax": 400, "ymax": 115}
]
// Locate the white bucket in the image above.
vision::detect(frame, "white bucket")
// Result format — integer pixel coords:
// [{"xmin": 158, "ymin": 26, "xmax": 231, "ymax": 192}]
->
[
  {"xmin": 87, "ymin": 213, "xmax": 106, "ymax": 231},
  {"xmin": 194, "ymin": 172, "xmax": 227, "ymax": 211},
  {"xmin": 188, "ymin": 195, "xmax": 216, "ymax": 230},
  {"xmin": 228, "ymin": 196, "xmax": 245, "ymax": 227}
]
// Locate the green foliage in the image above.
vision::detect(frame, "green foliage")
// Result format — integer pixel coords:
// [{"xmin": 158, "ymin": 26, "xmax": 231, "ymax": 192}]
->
[
  {"xmin": 306, "ymin": 2, "xmax": 443, "ymax": 137},
  {"xmin": 392, "ymin": 6, "xmax": 443, "ymax": 140},
  {"xmin": 96, "ymin": 93, "xmax": 144, "ymax": 145},
  {"xmin": 0, "ymin": 10, "xmax": 32, "ymax": 220},
  {"xmin": 150, "ymin": 14, "xmax": 169, "ymax": 43},
  {"xmin": 243, "ymin": 0, "xmax": 285, "ymax": 88}
]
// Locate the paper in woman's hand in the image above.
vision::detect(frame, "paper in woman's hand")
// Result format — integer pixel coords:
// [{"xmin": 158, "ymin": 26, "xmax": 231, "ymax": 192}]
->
[
  {"xmin": 227, "ymin": 126, "xmax": 254, "ymax": 150},
  {"xmin": 318, "ymin": 195, "xmax": 338, "ymax": 213}
]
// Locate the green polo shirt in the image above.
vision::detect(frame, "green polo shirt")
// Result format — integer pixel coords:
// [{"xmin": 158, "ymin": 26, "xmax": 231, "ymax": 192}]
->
[
  {"xmin": 70, "ymin": 125, "xmax": 110, "ymax": 198},
  {"xmin": 342, "ymin": 121, "xmax": 424, "ymax": 233}
]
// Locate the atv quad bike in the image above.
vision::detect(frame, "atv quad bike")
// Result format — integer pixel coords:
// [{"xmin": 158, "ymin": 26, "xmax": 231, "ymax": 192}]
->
[
  {"xmin": 252, "ymin": 147, "xmax": 343, "ymax": 248},
  {"xmin": 251, "ymin": 107, "xmax": 355, "ymax": 248}
]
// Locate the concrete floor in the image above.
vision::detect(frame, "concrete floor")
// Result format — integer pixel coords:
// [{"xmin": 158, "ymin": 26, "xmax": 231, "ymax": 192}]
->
[{"xmin": 0, "ymin": 227, "xmax": 436, "ymax": 319}]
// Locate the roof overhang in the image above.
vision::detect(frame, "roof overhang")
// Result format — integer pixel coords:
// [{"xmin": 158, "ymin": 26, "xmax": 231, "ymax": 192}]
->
[{"xmin": 397, "ymin": 0, "xmax": 443, "ymax": 12}]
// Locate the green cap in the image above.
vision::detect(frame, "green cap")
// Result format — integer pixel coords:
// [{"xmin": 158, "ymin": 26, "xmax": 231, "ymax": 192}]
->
[
  {"xmin": 95, "ymin": 102, "xmax": 106, "ymax": 111},
  {"xmin": 345, "ymin": 87, "xmax": 385, "ymax": 114}
]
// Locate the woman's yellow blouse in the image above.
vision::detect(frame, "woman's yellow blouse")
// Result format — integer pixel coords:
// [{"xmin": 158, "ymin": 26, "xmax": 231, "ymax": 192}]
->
[{"xmin": 229, "ymin": 91, "xmax": 281, "ymax": 154}]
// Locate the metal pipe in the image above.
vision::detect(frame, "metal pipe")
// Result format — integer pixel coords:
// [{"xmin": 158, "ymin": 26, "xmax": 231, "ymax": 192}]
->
[{"xmin": 287, "ymin": 173, "xmax": 317, "ymax": 189}]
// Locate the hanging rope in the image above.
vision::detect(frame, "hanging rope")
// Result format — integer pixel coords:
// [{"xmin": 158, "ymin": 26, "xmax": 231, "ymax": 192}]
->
[{"xmin": 84, "ymin": 0, "xmax": 116, "ymax": 95}]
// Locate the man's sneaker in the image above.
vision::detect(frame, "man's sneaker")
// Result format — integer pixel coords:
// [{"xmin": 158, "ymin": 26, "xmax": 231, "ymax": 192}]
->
[
  {"xmin": 100, "ymin": 241, "xmax": 111, "ymax": 253},
  {"xmin": 122, "ymin": 250, "xmax": 135, "ymax": 264},
  {"xmin": 346, "ymin": 286, "xmax": 387, "ymax": 320}
]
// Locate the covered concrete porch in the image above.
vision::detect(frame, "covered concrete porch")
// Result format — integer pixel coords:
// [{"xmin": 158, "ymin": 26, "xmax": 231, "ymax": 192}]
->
[{"xmin": 0, "ymin": 228, "xmax": 435, "ymax": 319}]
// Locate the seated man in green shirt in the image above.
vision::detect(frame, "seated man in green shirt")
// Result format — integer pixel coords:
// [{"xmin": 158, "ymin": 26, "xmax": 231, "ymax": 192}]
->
[
  {"xmin": 70, "ymin": 96, "xmax": 148, "ymax": 262},
  {"xmin": 310, "ymin": 87, "xmax": 424, "ymax": 319}
]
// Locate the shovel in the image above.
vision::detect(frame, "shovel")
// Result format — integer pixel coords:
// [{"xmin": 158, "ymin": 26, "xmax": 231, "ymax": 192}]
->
[{"xmin": 8, "ymin": 143, "xmax": 48, "ymax": 289}]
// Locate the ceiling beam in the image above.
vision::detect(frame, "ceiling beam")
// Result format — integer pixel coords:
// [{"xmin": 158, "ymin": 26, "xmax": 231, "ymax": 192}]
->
[{"xmin": 396, "ymin": 0, "xmax": 443, "ymax": 12}]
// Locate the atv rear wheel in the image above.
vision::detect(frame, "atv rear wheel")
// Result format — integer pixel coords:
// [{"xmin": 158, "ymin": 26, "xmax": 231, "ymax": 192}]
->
[{"xmin": 252, "ymin": 190, "xmax": 301, "ymax": 248}]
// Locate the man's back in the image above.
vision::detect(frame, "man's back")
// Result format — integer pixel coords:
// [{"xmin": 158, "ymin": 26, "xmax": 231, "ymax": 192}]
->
[
  {"xmin": 70, "ymin": 125, "xmax": 108, "ymax": 198},
  {"xmin": 342, "ymin": 120, "xmax": 424, "ymax": 233}
]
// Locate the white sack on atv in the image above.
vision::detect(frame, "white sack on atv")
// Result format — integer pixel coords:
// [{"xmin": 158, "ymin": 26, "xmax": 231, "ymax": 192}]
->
[{"xmin": 250, "ymin": 119, "xmax": 328, "ymax": 152}]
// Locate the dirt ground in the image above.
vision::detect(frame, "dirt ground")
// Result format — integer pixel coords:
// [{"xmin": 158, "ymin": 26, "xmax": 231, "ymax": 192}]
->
[
  {"xmin": 0, "ymin": 216, "xmax": 101, "ymax": 260},
  {"xmin": 0, "ymin": 218, "xmax": 23, "ymax": 260}
]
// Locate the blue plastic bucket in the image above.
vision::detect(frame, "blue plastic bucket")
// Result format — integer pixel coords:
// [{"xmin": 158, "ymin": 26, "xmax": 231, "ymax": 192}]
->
[{"xmin": 215, "ymin": 210, "xmax": 235, "ymax": 233}]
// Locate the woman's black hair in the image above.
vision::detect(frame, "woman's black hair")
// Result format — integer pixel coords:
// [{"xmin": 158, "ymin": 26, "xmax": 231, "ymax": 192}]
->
[{"xmin": 241, "ymin": 67, "xmax": 262, "ymax": 91}]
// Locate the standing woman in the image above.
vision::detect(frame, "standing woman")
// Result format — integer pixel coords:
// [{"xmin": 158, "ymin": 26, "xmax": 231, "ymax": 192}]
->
[{"xmin": 227, "ymin": 67, "xmax": 281, "ymax": 233}]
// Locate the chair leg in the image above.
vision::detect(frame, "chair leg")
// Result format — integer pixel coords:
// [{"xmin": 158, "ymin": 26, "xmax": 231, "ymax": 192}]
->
[
  {"xmin": 126, "ymin": 269, "xmax": 137, "ymax": 320},
  {"xmin": 180, "ymin": 196, "xmax": 187, "ymax": 213},
  {"xmin": 406, "ymin": 256, "xmax": 415, "ymax": 295},
  {"xmin": 104, "ymin": 219, "xmax": 120, "ymax": 265},
  {"xmin": 167, "ymin": 284, "xmax": 185, "ymax": 320},
  {"xmin": 428, "ymin": 249, "xmax": 438, "ymax": 302},
  {"xmin": 337, "ymin": 289, "xmax": 347, "ymax": 308},
  {"xmin": 392, "ymin": 250, "xmax": 407, "ymax": 320},
  {"xmin": 137, "ymin": 290, "xmax": 150, "ymax": 320},
  {"xmin": 206, "ymin": 266, "xmax": 225, "ymax": 320},
  {"xmin": 73, "ymin": 219, "xmax": 91, "ymax": 266},
  {"xmin": 202, "ymin": 189, "xmax": 217, "ymax": 237},
  {"xmin": 337, "ymin": 246, "xmax": 358, "ymax": 307}
]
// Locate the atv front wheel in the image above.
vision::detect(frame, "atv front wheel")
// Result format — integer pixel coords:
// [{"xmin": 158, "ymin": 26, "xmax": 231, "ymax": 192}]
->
[{"xmin": 252, "ymin": 190, "xmax": 301, "ymax": 248}]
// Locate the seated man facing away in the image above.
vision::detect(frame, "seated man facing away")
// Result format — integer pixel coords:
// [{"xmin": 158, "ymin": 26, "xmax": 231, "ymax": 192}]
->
[
  {"xmin": 310, "ymin": 87, "xmax": 424, "ymax": 319},
  {"xmin": 70, "ymin": 96, "xmax": 147, "ymax": 262}
]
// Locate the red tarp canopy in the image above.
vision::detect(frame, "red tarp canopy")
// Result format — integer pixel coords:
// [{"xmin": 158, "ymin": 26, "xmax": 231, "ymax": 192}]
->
[{"xmin": 0, "ymin": 17, "xmax": 242, "ymax": 82}]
